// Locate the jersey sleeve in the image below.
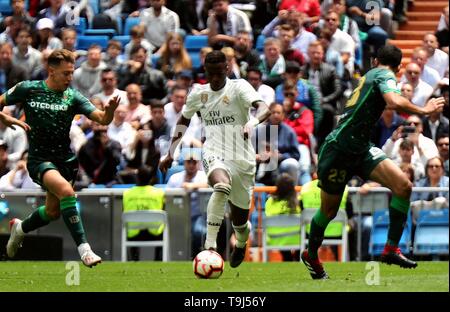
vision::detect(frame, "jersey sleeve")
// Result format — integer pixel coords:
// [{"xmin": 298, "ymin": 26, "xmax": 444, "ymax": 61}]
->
[
  {"xmin": 377, "ymin": 71, "xmax": 400, "ymax": 94},
  {"xmin": 73, "ymin": 89, "xmax": 97, "ymax": 116},
  {"xmin": 238, "ymin": 79, "xmax": 263, "ymax": 109},
  {"xmin": 182, "ymin": 85, "xmax": 201, "ymax": 119},
  {"xmin": 3, "ymin": 81, "xmax": 31, "ymax": 105}
]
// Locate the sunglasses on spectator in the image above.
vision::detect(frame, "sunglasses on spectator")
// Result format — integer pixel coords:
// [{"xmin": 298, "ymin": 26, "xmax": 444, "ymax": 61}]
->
[
  {"xmin": 284, "ymin": 92, "xmax": 296, "ymax": 97},
  {"xmin": 427, "ymin": 164, "xmax": 442, "ymax": 169},
  {"xmin": 438, "ymin": 142, "xmax": 449, "ymax": 147},
  {"xmin": 102, "ymin": 78, "xmax": 115, "ymax": 82},
  {"xmin": 406, "ymin": 121, "xmax": 420, "ymax": 126}
]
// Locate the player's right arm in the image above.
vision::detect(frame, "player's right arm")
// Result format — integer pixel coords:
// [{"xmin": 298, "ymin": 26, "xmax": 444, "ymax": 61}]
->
[
  {"xmin": 0, "ymin": 83, "xmax": 31, "ymax": 132},
  {"xmin": 159, "ymin": 87, "xmax": 200, "ymax": 173},
  {"xmin": 383, "ymin": 92, "xmax": 445, "ymax": 116}
]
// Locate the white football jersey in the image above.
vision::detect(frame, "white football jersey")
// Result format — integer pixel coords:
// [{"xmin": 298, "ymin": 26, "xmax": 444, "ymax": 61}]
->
[{"xmin": 182, "ymin": 78, "xmax": 263, "ymax": 169}]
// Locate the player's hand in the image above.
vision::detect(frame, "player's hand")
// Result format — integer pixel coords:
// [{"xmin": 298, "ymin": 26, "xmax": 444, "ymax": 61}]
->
[
  {"xmin": 423, "ymin": 97, "xmax": 445, "ymax": 115},
  {"xmin": 242, "ymin": 117, "xmax": 259, "ymax": 140},
  {"xmin": 105, "ymin": 96, "xmax": 121, "ymax": 113},
  {"xmin": 0, "ymin": 112, "xmax": 31, "ymax": 132},
  {"xmin": 159, "ymin": 155, "xmax": 174, "ymax": 173}
]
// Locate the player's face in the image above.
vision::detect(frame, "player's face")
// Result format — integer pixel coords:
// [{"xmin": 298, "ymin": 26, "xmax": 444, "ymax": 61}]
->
[
  {"xmin": 49, "ymin": 61, "xmax": 75, "ymax": 91},
  {"xmin": 205, "ymin": 62, "xmax": 227, "ymax": 91}
]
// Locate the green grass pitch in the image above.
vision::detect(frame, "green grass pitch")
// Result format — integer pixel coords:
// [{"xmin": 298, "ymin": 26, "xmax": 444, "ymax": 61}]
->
[{"xmin": 0, "ymin": 261, "xmax": 447, "ymax": 292}]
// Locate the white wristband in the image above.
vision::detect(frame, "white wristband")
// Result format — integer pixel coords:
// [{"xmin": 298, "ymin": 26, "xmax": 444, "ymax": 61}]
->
[{"xmin": 248, "ymin": 116, "xmax": 259, "ymax": 128}]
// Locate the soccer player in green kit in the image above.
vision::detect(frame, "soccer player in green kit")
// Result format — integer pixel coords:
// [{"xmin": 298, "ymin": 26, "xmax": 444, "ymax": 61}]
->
[
  {"xmin": 0, "ymin": 49, "xmax": 121, "ymax": 267},
  {"xmin": 301, "ymin": 45, "xmax": 445, "ymax": 279}
]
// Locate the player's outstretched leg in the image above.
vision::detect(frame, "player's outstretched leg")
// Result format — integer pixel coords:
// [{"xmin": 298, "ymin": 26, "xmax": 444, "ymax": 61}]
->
[
  {"xmin": 380, "ymin": 196, "xmax": 417, "ymax": 269},
  {"xmin": 301, "ymin": 209, "xmax": 331, "ymax": 280},
  {"xmin": 204, "ymin": 182, "xmax": 231, "ymax": 250},
  {"xmin": 6, "ymin": 219, "xmax": 25, "ymax": 258},
  {"xmin": 6, "ymin": 205, "xmax": 52, "ymax": 258},
  {"xmin": 60, "ymin": 196, "xmax": 102, "ymax": 267},
  {"xmin": 230, "ymin": 221, "xmax": 251, "ymax": 268}
]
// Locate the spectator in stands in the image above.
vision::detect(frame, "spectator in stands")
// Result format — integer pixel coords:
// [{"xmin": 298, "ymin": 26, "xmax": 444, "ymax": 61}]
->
[
  {"xmin": 436, "ymin": 134, "xmax": 449, "ymax": 176},
  {"xmin": 173, "ymin": 69, "xmax": 194, "ymax": 89},
  {"xmin": 262, "ymin": 10, "xmax": 317, "ymax": 61},
  {"xmin": 399, "ymin": 63, "xmax": 434, "ymax": 108},
  {"xmin": 323, "ymin": 10, "xmax": 355, "ymax": 76},
  {"xmin": 371, "ymin": 107, "xmax": 405, "ymax": 148},
  {"xmin": 246, "ymin": 67, "xmax": 275, "ymax": 109},
  {"xmin": 0, "ymin": 150, "xmax": 39, "ymax": 191},
  {"xmin": 394, "ymin": 139, "xmax": 425, "ymax": 181},
  {"xmin": 0, "ymin": 106, "xmax": 28, "ymax": 169},
  {"xmin": 0, "ymin": 16, "xmax": 27, "ymax": 46},
  {"xmin": 435, "ymin": 6, "xmax": 449, "ymax": 53},
  {"xmin": 254, "ymin": 102, "xmax": 300, "ymax": 186},
  {"xmin": 421, "ymin": 96, "xmax": 449, "ymax": 143},
  {"xmin": 383, "ymin": 115, "xmax": 439, "ymax": 166},
  {"xmin": 102, "ymin": 40, "xmax": 124, "ymax": 72},
  {"xmin": 423, "ymin": 33, "xmax": 449, "ymax": 79},
  {"xmin": 34, "ymin": 18, "xmax": 63, "ymax": 51},
  {"xmin": 124, "ymin": 83, "xmax": 151, "ymax": 129},
  {"xmin": 31, "ymin": 48, "xmax": 51, "ymax": 80},
  {"xmin": 221, "ymin": 47, "xmax": 241, "ymax": 79},
  {"xmin": 37, "ymin": 0, "xmax": 70, "ymax": 29},
  {"xmin": 72, "ymin": 44, "xmax": 107, "ymax": 98},
  {"xmin": 331, "ymin": 0, "xmax": 361, "ymax": 50},
  {"xmin": 0, "ymin": 42, "xmax": 28, "ymax": 94},
  {"xmin": 278, "ymin": 0, "xmax": 321, "ymax": 26},
  {"xmin": 12, "ymin": 28, "xmax": 41, "ymax": 78},
  {"xmin": 346, "ymin": 0, "xmax": 391, "ymax": 53},
  {"xmin": 125, "ymin": 121, "xmax": 160, "ymax": 181},
  {"xmin": 166, "ymin": 0, "xmax": 208, "ymax": 35},
  {"xmin": 93, "ymin": 68, "xmax": 128, "ymax": 107},
  {"xmin": 282, "ymin": 80, "xmax": 313, "ymax": 185},
  {"xmin": 122, "ymin": 166, "xmax": 165, "ymax": 261},
  {"xmin": 78, "ymin": 122, "xmax": 122, "ymax": 186},
  {"xmin": 258, "ymin": 37, "xmax": 286, "ymax": 89},
  {"xmin": 124, "ymin": 25, "xmax": 155, "ymax": 64},
  {"xmin": 0, "ymin": 140, "xmax": 11, "ymax": 178},
  {"xmin": 264, "ymin": 173, "xmax": 301, "ymax": 261},
  {"xmin": 61, "ymin": 28, "xmax": 86, "ymax": 68},
  {"xmin": 0, "ymin": 0, "xmax": 35, "ymax": 31},
  {"xmin": 207, "ymin": 0, "xmax": 252, "ymax": 50},
  {"xmin": 317, "ymin": 27, "xmax": 344, "ymax": 79},
  {"xmin": 275, "ymin": 61, "xmax": 322, "ymax": 132},
  {"xmin": 192, "ymin": 46, "xmax": 212, "ymax": 84},
  {"xmin": 117, "ymin": 45, "xmax": 168, "ymax": 104},
  {"xmin": 233, "ymin": 30, "xmax": 260, "ymax": 79},
  {"xmin": 401, "ymin": 47, "xmax": 441, "ymax": 89},
  {"xmin": 301, "ymin": 41, "xmax": 341, "ymax": 147},
  {"xmin": 139, "ymin": 0, "xmax": 180, "ymax": 53},
  {"xmin": 277, "ymin": 24, "xmax": 304, "ymax": 67},
  {"xmin": 143, "ymin": 100, "xmax": 172, "ymax": 159},
  {"xmin": 155, "ymin": 31, "xmax": 192, "ymax": 87},
  {"xmin": 411, "ymin": 156, "xmax": 449, "ymax": 207},
  {"xmin": 107, "ymin": 104, "xmax": 136, "ymax": 156},
  {"xmin": 167, "ymin": 148, "xmax": 208, "ymax": 257}
]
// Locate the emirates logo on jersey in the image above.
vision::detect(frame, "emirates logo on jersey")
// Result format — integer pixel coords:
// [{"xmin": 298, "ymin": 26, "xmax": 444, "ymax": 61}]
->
[
  {"xmin": 201, "ymin": 93, "xmax": 208, "ymax": 104},
  {"xmin": 222, "ymin": 96, "xmax": 230, "ymax": 105}
]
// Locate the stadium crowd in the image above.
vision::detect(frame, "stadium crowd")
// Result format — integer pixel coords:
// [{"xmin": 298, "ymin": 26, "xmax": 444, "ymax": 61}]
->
[{"xmin": 0, "ymin": 0, "xmax": 448, "ymax": 260}]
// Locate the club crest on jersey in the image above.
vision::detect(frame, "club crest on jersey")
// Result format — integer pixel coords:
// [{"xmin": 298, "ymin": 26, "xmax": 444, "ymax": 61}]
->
[
  {"xmin": 201, "ymin": 93, "xmax": 208, "ymax": 104},
  {"xmin": 222, "ymin": 96, "xmax": 230, "ymax": 105}
]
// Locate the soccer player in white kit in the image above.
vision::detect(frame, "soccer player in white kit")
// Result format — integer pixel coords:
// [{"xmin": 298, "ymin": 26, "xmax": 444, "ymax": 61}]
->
[{"xmin": 160, "ymin": 51, "xmax": 270, "ymax": 267}]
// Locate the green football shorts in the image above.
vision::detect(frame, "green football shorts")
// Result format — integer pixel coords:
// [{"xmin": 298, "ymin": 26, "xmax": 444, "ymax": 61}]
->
[
  {"xmin": 317, "ymin": 141, "xmax": 387, "ymax": 195},
  {"xmin": 27, "ymin": 155, "xmax": 79, "ymax": 189}
]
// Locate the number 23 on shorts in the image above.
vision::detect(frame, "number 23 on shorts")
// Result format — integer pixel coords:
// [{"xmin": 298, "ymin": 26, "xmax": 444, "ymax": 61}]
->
[{"xmin": 328, "ymin": 169, "xmax": 347, "ymax": 183}]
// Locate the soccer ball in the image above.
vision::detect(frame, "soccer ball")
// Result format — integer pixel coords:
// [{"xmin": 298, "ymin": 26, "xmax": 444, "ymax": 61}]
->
[{"xmin": 192, "ymin": 250, "xmax": 224, "ymax": 279}]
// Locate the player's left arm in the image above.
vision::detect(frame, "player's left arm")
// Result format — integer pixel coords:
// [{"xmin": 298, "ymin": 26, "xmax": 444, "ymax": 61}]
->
[
  {"xmin": 89, "ymin": 96, "xmax": 121, "ymax": 125},
  {"xmin": 0, "ymin": 90, "xmax": 31, "ymax": 132}
]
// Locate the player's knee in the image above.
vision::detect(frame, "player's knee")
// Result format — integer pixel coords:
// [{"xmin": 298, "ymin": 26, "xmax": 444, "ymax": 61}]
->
[
  {"xmin": 58, "ymin": 185, "xmax": 75, "ymax": 199},
  {"xmin": 392, "ymin": 178, "xmax": 413, "ymax": 198},
  {"xmin": 46, "ymin": 207, "xmax": 61, "ymax": 220}
]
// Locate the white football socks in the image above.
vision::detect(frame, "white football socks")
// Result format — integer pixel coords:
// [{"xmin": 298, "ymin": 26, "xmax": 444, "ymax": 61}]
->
[{"xmin": 204, "ymin": 182, "xmax": 231, "ymax": 250}]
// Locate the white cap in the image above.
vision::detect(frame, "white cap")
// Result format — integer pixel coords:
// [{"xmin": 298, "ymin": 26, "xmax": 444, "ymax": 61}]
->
[{"xmin": 36, "ymin": 18, "xmax": 54, "ymax": 30}]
